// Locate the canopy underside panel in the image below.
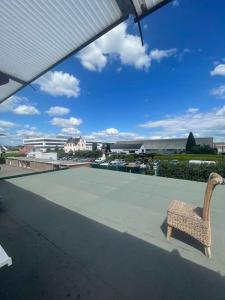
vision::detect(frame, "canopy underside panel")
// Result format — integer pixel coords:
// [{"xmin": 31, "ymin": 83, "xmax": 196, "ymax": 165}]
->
[{"xmin": 0, "ymin": 0, "xmax": 171, "ymax": 103}]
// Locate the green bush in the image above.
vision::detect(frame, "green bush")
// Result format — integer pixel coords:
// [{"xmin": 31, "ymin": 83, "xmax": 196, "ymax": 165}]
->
[
  {"xmin": 154, "ymin": 154, "xmax": 224, "ymax": 161},
  {"xmin": 191, "ymin": 145, "xmax": 218, "ymax": 154},
  {"xmin": 2, "ymin": 151, "xmax": 22, "ymax": 158},
  {"xmin": 74, "ymin": 150, "xmax": 101, "ymax": 159},
  {"xmin": 159, "ymin": 161, "xmax": 225, "ymax": 182}
]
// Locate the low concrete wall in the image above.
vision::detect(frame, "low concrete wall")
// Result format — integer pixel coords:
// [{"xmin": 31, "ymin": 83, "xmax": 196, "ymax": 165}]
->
[{"xmin": 6, "ymin": 158, "xmax": 58, "ymax": 171}]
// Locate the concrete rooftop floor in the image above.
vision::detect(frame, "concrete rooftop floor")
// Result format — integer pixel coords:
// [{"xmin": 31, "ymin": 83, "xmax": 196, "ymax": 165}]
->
[{"xmin": 0, "ymin": 167, "xmax": 225, "ymax": 299}]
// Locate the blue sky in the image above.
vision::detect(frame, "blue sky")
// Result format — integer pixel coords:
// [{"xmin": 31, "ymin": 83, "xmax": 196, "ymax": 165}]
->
[{"xmin": 1, "ymin": 0, "xmax": 225, "ymax": 145}]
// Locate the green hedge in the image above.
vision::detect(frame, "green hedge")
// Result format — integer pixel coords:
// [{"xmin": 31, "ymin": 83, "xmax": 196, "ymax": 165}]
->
[
  {"xmin": 91, "ymin": 163, "xmax": 147, "ymax": 174},
  {"xmin": 2, "ymin": 151, "xmax": 22, "ymax": 158},
  {"xmin": 158, "ymin": 161, "xmax": 225, "ymax": 182},
  {"xmin": 154, "ymin": 154, "xmax": 224, "ymax": 161}
]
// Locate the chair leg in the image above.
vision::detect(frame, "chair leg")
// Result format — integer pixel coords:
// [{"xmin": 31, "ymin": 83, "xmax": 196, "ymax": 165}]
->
[
  {"xmin": 167, "ymin": 225, "xmax": 172, "ymax": 241},
  {"xmin": 204, "ymin": 247, "xmax": 211, "ymax": 259}
]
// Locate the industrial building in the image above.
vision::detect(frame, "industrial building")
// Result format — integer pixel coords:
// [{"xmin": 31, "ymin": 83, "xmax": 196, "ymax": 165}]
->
[
  {"xmin": 117, "ymin": 137, "xmax": 214, "ymax": 154},
  {"xmin": 214, "ymin": 142, "xmax": 225, "ymax": 154},
  {"xmin": 23, "ymin": 137, "xmax": 67, "ymax": 152},
  {"xmin": 85, "ymin": 141, "xmax": 103, "ymax": 151},
  {"xmin": 111, "ymin": 143, "xmax": 145, "ymax": 154}
]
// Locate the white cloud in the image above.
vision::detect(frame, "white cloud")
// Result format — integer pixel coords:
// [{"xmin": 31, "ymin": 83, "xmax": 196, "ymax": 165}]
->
[
  {"xmin": 150, "ymin": 48, "xmax": 177, "ymax": 62},
  {"xmin": 216, "ymin": 106, "xmax": 225, "ymax": 116},
  {"xmin": 0, "ymin": 120, "xmax": 16, "ymax": 128},
  {"xmin": 172, "ymin": 0, "xmax": 180, "ymax": 7},
  {"xmin": 24, "ymin": 125, "xmax": 37, "ymax": 130},
  {"xmin": 0, "ymin": 96, "xmax": 26, "ymax": 112},
  {"xmin": 139, "ymin": 106, "xmax": 225, "ymax": 140},
  {"xmin": 77, "ymin": 43, "xmax": 107, "ymax": 72},
  {"xmin": 14, "ymin": 105, "xmax": 40, "ymax": 115},
  {"xmin": 50, "ymin": 117, "xmax": 82, "ymax": 127},
  {"xmin": 87, "ymin": 127, "xmax": 144, "ymax": 141},
  {"xmin": 77, "ymin": 22, "xmax": 152, "ymax": 71},
  {"xmin": 46, "ymin": 106, "xmax": 70, "ymax": 116},
  {"xmin": 36, "ymin": 71, "xmax": 80, "ymax": 98},
  {"xmin": 16, "ymin": 129, "xmax": 42, "ymax": 138},
  {"xmin": 186, "ymin": 107, "xmax": 199, "ymax": 113},
  {"xmin": 103, "ymin": 128, "xmax": 119, "ymax": 136},
  {"xmin": 211, "ymin": 64, "xmax": 225, "ymax": 76},
  {"xmin": 60, "ymin": 127, "xmax": 81, "ymax": 136},
  {"xmin": 77, "ymin": 22, "xmax": 177, "ymax": 71},
  {"xmin": 0, "ymin": 96, "xmax": 40, "ymax": 115},
  {"xmin": 211, "ymin": 85, "xmax": 225, "ymax": 99}
]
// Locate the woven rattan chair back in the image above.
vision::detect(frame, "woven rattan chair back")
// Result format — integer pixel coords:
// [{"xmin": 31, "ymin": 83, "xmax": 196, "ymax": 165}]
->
[
  {"xmin": 202, "ymin": 173, "xmax": 224, "ymax": 221},
  {"xmin": 167, "ymin": 172, "xmax": 224, "ymax": 258}
]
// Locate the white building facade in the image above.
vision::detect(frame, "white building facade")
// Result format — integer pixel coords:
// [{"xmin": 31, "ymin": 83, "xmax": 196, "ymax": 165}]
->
[
  {"xmin": 23, "ymin": 137, "xmax": 67, "ymax": 152},
  {"xmin": 110, "ymin": 143, "xmax": 145, "ymax": 154},
  {"xmin": 214, "ymin": 142, "xmax": 225, "ymax": 154},
  {"xmin": 86, "ymin": 141, "xmax": 103, "ymax": 151},
  {"xmin": 64, "ymin": 137, "xmax": 86, "ymax": 153}
]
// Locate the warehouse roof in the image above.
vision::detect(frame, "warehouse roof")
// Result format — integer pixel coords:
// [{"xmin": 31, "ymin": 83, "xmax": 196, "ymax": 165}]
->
[
  {"xmin": 0, "ymin": 0, "xmax": 171, "ymax": 103},
  {"xmin": 0, "ymin": 168, "xmax": 225, "ymax": 299},
  {"xmin": 118, "ymin": 137, "xmax": 214, "ymax": 150}
]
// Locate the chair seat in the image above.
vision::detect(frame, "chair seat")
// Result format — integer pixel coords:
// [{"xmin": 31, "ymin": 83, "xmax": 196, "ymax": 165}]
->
[
  {"xmin": 167, "ymin": 200, "xmax": 210, "ymax": 246},
  {"xmin": 168, "ymin": 200, "xmax": 202, "ymax": 220}
]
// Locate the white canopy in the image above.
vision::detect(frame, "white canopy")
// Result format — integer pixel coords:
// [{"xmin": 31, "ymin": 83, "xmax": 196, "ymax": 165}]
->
[{"xmin": 0, "ymin": 0, "xmax": 171, "ymax": 103}]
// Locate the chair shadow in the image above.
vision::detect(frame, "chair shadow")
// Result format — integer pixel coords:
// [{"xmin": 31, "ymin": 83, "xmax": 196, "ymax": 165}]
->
[{"xmin": 161, "ymin": 219, "xmax": 204, "ymax": 254}]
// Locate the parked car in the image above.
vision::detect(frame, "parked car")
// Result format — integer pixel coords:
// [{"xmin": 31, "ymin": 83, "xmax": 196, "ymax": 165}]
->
[
  {"xmin": 95, "ymin": 157, "xmax": 106, "ymax": 163},
  {"xmin": 189, "ymin": 160, "xmax": 216, "ymax": 165},
  {"xmin": 110, "ymin": 159, "xmax": 126, "ymax": 166},
  {"xmin": 100, "ymin": 162, "xmax": 110, "ymax": 166}
]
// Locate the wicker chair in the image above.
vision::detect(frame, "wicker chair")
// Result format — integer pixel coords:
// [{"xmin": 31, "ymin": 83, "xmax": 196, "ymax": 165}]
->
[{"xmin": 167, "ymin": 173, "xmax": 224, "ymax": 258}]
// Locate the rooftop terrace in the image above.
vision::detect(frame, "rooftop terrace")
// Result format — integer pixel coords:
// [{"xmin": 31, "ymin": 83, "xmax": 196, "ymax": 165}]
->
[{"xmin": 0, "ymin": 168, "xmax": 225, "ymax": 299}]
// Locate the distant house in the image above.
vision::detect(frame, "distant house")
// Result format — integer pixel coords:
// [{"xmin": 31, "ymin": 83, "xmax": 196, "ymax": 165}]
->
[
  {"xmin": 0, "ymin": 145, "xmax": 7, "ymax": 154},
  {"xmin": 19, "ymin": 145, "xmax": 34, "ymax": 156},
  {"xmin": 110, "ymin": 143, "xmax": 145, "ymax": 154},
  {"xmin": 64, "ymin": 137, "xmax": 86, "ymax": 153}
]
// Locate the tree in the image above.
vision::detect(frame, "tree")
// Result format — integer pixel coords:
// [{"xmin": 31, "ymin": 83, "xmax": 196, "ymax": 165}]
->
[
  {"xmin": 105, "ymin": 143, "xmax": 111, "ymax": 154},
  {"xmin": 68, "ymin": 150, "xmax": 73, "ymax": 156},
  {"xmin": 186, "ymin": 132, "xmax": 196, "ymax": 153},
  {"xmin": 57, "ymin": 149, "xmax": 65, "ymax": 158},
  {"xmin": 92, "ymin": 142, "xmax": 97, "ymax": 151}
]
